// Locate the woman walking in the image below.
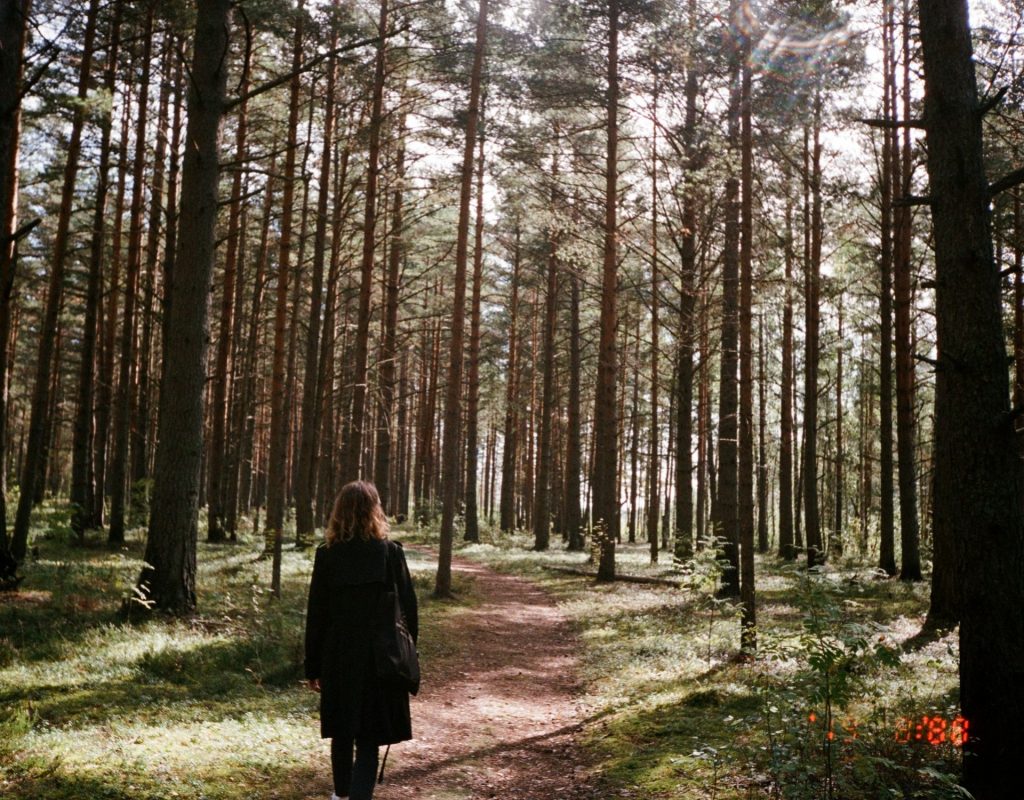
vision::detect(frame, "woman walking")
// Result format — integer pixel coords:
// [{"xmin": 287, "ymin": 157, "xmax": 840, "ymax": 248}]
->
[{"xmin": 305, "ymin": 480, "xmax": 419, "ymax": 800}]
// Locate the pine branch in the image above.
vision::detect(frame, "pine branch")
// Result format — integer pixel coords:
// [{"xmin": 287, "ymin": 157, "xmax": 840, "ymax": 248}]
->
[{"xmin": 989, "ymin": 166, "xmax": 1024, "ymax": 198}]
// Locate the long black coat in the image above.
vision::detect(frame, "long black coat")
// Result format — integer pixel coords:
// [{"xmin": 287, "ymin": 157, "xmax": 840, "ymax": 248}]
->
[{"xmin": 304, "ymin": 538, "xmax": 418, "ymax": 743}]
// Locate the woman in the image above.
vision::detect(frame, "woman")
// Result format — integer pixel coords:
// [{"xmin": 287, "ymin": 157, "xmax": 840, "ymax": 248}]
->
[{"xmin": 304, "ymin": 480, "xmax": 418, "ymax": 800}]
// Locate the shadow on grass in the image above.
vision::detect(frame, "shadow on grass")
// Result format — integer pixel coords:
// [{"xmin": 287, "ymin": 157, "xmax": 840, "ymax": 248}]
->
[
  {"xmin": 3, "ymin": 743, "xmax": 328, "ymax": 800},
  {"xmin": 588, "ymin": 684, "xmax": 764, "ymax": 798},
  {"xmin": 3, "ymin": 768, "xmax": 151, "ymax": 800},
  {"xmin": 900, "ymin": 620, "xmax": 956, "ymax": 653},
  {"xmin": 1, "ymin": 631, "xmax": 309, "ymax": 726}
]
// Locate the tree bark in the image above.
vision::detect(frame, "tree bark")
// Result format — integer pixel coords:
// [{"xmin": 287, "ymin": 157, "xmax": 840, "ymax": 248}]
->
[
  {"xmin": 894, "ymin": 0, "xmax": 921, "ymax": 580},
  {"xmin": 499, "ymin": 226, "xmax": 521, "ymax": 533},
  {"xmin": 207, "ymin": 37, "xmax": 252, "ymax": 543},
  {"xmin": 435, "ymin": 0, "xmax": 488, "ymax": 597},
  {"xmin": 95, "ymin": 72, "xmax": 133, "ymax": 530},
  {"xmin": 593, "ymin": 0, "xmax": 620, "ymax": 581},
  {"xmin": 803, "ymin": 101, "xmax": 824, "ymax": 568},
  {"xmin": 647, "ymin": 95, "xmax": 661, "ymax": 565},
  {"xmin": 265, "ymin": 0, "xmax": 305, "ymax": 595},
  {"xmin": 133, "ymin": 34, "xmax": 175, "ymax": 500},
  {"xmin": 11, "ymin": 0, "xmax": 100, "ymax": 559},
  {"xmin": 374, "ymin": 112, "xmax": 406, "ymax": 517},
  {"xmin": 711, "ymin": 0, "xmax": 741, "ymax": 596},
  {"xmin": 757, "ymin": 313, "xmax": 769, "ymax": 553},
  {"xmin": 71, "ymin": 2, "xmax": 121, "ymax": 538},
  {"xmin": 136, "ymin": 0, "xmax": 231, "ymax": 615},
  {"xmin": 833, "ymin": 296, "xmax": 844, "ymax": 557},
  {"xmin": 918, "ymin": 1, "xmax": 1024, "ymax": 793},
  {"xmin": 565, "ymin": 247, "xmax": 583, "ymax": 551},
  {"xmin": 738, "ymin": 36, "xmax": 756, "ymax": 650},
  {"xmin": 0, "ymin": 0, "xmax": 29, "ymax": 556},
  {"xmin": 107, "ymin": 9, "xmax": 154, "ymax": 545},
  {"xmin": 341, "ymin": 0, "xmax": 389, "ymax": 484},
  {"xmin": 533, "ymin": 155, "xmax": 559, "ymax": 553},
  {"xmin": 878, "ymin": 0, "xmax": 898, "ymax": 576},
  {"xmin": 463, "ymin": 98, "xmax": 486, "ymax": 541}
]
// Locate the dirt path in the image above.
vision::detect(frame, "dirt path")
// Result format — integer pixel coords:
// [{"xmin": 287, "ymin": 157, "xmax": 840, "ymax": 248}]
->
[{"xmin": 372, "ymin": 549, "xmax": 599, "ymax": 800}]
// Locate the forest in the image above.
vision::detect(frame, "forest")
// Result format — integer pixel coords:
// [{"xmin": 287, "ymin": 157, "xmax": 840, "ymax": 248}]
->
[{"xmin": 1, "ymin": 0, "xmax": 1023, "ymax": 797}]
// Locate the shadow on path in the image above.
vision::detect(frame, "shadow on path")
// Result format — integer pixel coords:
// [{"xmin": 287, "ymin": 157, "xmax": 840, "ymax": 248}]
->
[{"xmin": 373, "ymin": 547, "xmax": 600, "ymax": 800}]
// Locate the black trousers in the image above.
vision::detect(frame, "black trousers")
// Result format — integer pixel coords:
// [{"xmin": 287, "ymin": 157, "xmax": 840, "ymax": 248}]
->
[{"xmin": 330, "ymin": 737, "xmax": 378, "ymax": 799}]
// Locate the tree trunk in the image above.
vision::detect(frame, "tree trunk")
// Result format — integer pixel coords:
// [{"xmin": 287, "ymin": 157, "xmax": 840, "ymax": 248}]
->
[
  {"xmin": 738, "ymin": 37, "xmax": 756, "ymax": 650},
  {"xmin": 265, "ymin": 0, "xmax": 305, "ymax": 595},
  {"xmin": 803, "ymin": 102, "xmax": 824, "ymax": 568},
  {"xmin": 95, "ymin": 73, "xmax": 133, "ymax": 530},
  {"xmin": 565, "ymin": 251, "xmax": 583, "ymax": 551},
  {"xmin": 228, "ymin": 156, "xmax": 276, "ymax": 537},
  {"xmin": 11, "ymin": 0, "xmax": 100, "ymax": 559},
  {"xmin": 133, "ymin": 34, "xmax": 175, "ymax": 503},
  {"xmin": 756, "ymin": 314, "xmax": 769, "ymax": 553},
  {"xmin": 500, "ymin": 226, "xmax": 521, "ymax": 533},
  {"xmin": 779, "ymin": 179, "xmax": 795, "ymax": 559},
  {"xmin": 894, "ymin": 0, "xmax": 921, "ymax": 580},
  {"xmin": 918, "ymin": 1, "xmax": 1024, "ymax": 792},
  {"xmin": 647, "ymin": 99, "xmax": 660, "ymax": 565},
  {"xmin": 463, "ymin": 99, "xmax": 486, "ymax": 542},
  {"xmin": 533, "ymin": 156, "xmax": 559, "ymax": 553},
  {"xmin": 833, "ymin": 296, "xmax": 844, "ymax": 557},
  {"xmin": 341, "ymin": 0, "xmax": 389, "ymax": 484},
  {"xmin": 627, "ymin": 317, "xmax": 640, "ymax": 546},
  {"xmin": 71, "ymin": 2, "xmax": 121, "ymax": 538},
  {"xmin": 435, "ymin": 0, "xmax": 487, "ymax": 597},
  {"xmin": 136, "ymin": 0, "xmax": 231, "ymax": 615},
  {"xmin": 0, "ymin": 0, "xmax": 29, "ymax": 556},
  {"xmin": 712, "ymin": 0, "xmax": 741, "ymax": 596},
  {"xmin": 593, "ymin": 0, "xmax": 620, "ymax": 581},
  {"xmin": 374, "ymin": 112, "xmax": 406, "ymax": 517},
  {"xmin": 108, "ymin": 9, "xmax": 154, "ymax": 545},
  {"xmin": 878, "ymin": 0, "xmax": 898, "ymax": 576},
  {"xmin": 207, "ymin": 39, "xmax": 252, "ymax": 543},
  {"xmin": 285, "ymin": 93, "xmax": 315, "ymax": 522},
  {"xmin": 696, "ymin": 290, "xmax": 709, "ymax": 546}
]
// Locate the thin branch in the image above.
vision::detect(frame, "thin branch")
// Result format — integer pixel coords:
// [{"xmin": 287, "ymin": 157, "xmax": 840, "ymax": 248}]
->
[
  {"xmin": 858, "ymin": 117, "xmax": 925, "ymax": 129},
  {"xmin": 989, "ymin": 166, "xmax": 1024, "ymax": 198},
  {"xmin": 895, "ymin": 194, "xmax": 933, "ymax": 208},
  {"xmin": 225, "ymin": 28, "xmax": 408, "ymax": 112},
  {"xmin": 2, "ymin": 217, "xmax": 41, "ymax": 246},
  {"xmin": 978, "ymin": 86, "xmax": 1008, "ymax": 116}
]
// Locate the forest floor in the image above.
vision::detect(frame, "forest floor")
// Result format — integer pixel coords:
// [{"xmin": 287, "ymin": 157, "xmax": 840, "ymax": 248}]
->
[
  {"xmin": 371, "ymin": 546, "xmax": 599, "ymax": 800},
  {"xmin": 0, "ymin": 506, "xmax": 968, "ymax": 799}
]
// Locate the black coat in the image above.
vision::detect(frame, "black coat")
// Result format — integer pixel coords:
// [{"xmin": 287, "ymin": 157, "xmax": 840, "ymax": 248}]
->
[{"xmin": 304, "ymin": 538, "xmax": 419, "ymax": 743}]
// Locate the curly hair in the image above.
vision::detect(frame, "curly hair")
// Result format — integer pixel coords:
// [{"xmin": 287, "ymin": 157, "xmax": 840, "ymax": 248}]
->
[{"xmin": 325, "ymin": 480, "xmax": 390, "ymax": 545}]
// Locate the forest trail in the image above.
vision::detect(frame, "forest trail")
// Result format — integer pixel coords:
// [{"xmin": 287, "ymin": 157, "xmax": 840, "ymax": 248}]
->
[{"xmin": 334, "ymin": 547, "xmax": 598, "ymax": 800}]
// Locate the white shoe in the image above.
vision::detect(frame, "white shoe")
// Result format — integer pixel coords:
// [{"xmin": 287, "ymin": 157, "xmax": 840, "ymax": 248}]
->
[{"xmin": 330, "ymin": 794, "xmax": 346, "ymax": 800}]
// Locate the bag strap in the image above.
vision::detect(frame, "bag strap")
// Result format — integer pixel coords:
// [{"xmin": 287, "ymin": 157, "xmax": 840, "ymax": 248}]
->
[
  {"xmin": 384, "ymin": 541, "xmax": 401, "ymax": 592},
  {"xmin": 378, "ymin": 743, "xmax": 391, "ymax": 784}
]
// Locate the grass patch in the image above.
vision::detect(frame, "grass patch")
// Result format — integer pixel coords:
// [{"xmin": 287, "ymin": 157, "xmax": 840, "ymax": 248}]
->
[
  {"xmin": 409, "ymin": 522, "xmax": 966, "ymax": 799},
  {"xmin": 0, "ymin": 513, "xmax": 478, "ymax": 800}
]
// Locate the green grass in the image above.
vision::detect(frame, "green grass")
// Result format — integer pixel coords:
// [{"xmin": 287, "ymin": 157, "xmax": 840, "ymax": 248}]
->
[
  {"xmin": 411, "ymin": 522, "xmax": 966, "ymax": 799},
  {"xmin": 0, "ymin": 515, "xmax": 473, "ymax": 800},
  {"xmin": 2, "ymin": 512, "xmax": 967, "ymax": 799}
]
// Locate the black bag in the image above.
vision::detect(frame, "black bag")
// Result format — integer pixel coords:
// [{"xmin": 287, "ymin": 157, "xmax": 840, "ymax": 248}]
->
[{"xmin": 373, "ymin": 543, "xmax": 420, "ymax": 695}]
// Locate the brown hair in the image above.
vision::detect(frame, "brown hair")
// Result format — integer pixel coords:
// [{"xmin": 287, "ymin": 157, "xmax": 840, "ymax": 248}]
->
[{"xmin": 325, "ymin": 480, "xmax": 389, "ymax": 545}]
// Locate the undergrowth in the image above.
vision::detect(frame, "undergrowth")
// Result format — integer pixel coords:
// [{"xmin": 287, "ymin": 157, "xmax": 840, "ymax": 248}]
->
[
  {"xmin": 1, "ymin": 510, "xmax": 967, "ymax": 799},
  {"xmin": 413, "ymin": 523, "xmax": 967, "ymax": 799},
  {"xmin": 0, "ymin": 511, "xmax": 468, "ymax": 800}
]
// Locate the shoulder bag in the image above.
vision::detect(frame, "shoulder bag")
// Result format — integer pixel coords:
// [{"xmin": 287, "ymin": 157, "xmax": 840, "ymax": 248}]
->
[{"xmin": 373, "ymin": 542, "xmax": 420, "ymax": 695}]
